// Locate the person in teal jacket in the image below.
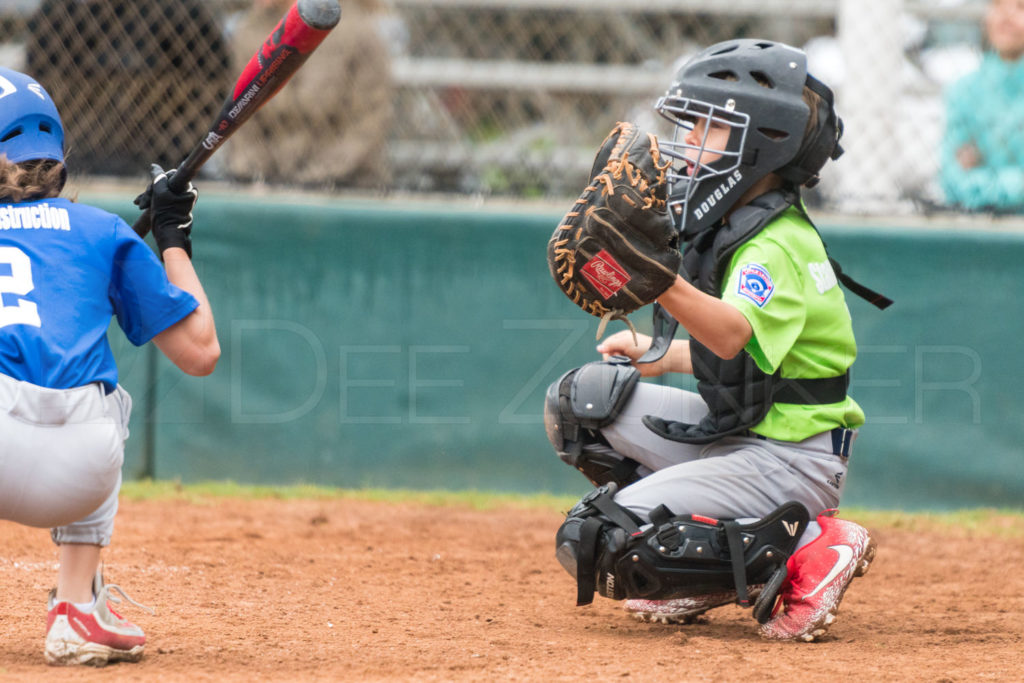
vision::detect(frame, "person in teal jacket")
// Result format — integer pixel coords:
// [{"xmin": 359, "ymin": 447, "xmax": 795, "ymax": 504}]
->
[{"xmin": 940, "ymin": 0, "xmax": 1024, "ymax": 212}]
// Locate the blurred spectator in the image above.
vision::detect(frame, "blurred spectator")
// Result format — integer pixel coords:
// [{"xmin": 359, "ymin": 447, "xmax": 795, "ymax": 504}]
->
[
  {"xmin": 940, "ymin": 0, "xmax": 1024, "ymax": 212},
  {"xmin": 26, "ymin": 0, "xmax": 231, "ymax": 176},
  {"xmin": 223, "ymin": 0, "xmax": 393, "ymax": 190}
]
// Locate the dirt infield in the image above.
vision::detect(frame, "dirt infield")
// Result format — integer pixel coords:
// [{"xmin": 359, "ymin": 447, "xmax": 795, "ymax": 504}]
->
[{"xmin": 1, "ymin": 497, "xmax": 1022, "ymax": 681}]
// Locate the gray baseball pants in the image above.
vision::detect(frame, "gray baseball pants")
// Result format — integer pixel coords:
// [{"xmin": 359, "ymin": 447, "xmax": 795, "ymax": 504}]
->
[
  {"xmin": 600, "ymin": 382, "xmax": 853, "ymax": 546},
  {"xmin": 0, "ymin": 372, "xmax": 131, "ymax": 546}
]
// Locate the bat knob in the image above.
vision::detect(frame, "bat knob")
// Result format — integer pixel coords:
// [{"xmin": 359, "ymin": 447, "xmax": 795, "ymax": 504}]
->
[{"xmin": 297, "ymin": 0, "xmax": 342, "ymax": 30}]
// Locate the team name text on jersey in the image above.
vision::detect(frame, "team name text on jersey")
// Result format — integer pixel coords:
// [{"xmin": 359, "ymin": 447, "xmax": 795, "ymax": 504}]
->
[
  {"xmin": 808, "ymin": 260, "xmax": 838, "ymax": 294},
  {"xmin": 0, "ymin": 203, "xmax": 71, "ymax": 232}
]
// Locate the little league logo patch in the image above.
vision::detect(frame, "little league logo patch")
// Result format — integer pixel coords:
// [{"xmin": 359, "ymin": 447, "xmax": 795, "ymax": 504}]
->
[
  {"xmin": 737, "ymin": 263, "xmax": 774, "ymax": 307},
  {"xmin": 581, "ymin": 250, "xmax": 631, "ymax": 299}
]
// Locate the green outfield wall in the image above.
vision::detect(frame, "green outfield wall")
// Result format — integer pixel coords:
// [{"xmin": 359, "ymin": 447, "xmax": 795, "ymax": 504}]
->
[{"xmin": 91, "ymin": 194, "xmax": 1024, "ymax": 511}]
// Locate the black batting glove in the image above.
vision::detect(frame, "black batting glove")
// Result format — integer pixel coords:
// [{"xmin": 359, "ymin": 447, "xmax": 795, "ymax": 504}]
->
[{"xmin": 133, "ymin": 163, "xmax": 197, "ymax": 259}]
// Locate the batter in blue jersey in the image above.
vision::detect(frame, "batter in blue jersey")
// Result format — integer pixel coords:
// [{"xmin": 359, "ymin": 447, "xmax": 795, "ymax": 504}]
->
[
  {"xmin": 0, "ymin": 67, "xmax": 221, "ymax": 666},
  {"xmin": 0, "ymin": 197, "xmax": 199, "ymax": 391}
]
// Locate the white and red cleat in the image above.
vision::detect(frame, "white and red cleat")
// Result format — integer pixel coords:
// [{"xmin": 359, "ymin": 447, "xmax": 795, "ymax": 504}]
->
[
  {"xmin": 45, "ymin": 569, "xmax": 153, "ymax": 666},
  {"xmin": 626, "ymin": 593, "xmax": 733, "ymax": 624},
  {"xmin": 627, "ymin": 586, "xmax": 762, "ymax": 625},
  {"xmin": 760, "ymin": 510, "xmax": 876, "ymax": 642}
]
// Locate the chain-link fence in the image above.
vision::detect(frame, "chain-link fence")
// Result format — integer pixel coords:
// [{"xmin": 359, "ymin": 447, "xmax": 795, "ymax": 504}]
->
[{"xmin": 0, "ymin": 0, "xmax": 1009, "ymax": 213}]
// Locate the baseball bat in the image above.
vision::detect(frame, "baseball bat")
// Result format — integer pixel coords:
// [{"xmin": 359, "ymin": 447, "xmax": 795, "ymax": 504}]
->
[{"xmin": 133, "ymin": 0, "xmax": 342, "ymax": 237}]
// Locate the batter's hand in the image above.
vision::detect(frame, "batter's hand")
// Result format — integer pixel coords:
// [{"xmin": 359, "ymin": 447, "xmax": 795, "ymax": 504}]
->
[
  {"xmin": 597, "ymin": 330, "xmax": 692, "ymax": 377},
  {"xmin": 134, "ymin": 164, "xmax": 197, "ymax": 259}
]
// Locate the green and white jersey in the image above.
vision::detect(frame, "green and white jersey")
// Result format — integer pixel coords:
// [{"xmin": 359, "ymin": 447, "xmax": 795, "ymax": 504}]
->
[{"xmin": 720, "ymin": 205, "xmax": 865, "ymax": 441}]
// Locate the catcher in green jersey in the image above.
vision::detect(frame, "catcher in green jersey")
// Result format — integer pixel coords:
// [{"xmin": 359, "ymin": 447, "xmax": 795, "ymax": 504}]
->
[{"xmin": 545, "ymin": 39, "xmax": 891, "ymax": 641}]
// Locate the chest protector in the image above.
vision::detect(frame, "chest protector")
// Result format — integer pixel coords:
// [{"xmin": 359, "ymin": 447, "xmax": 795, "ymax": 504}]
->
[{"xmin": 642, "ymin": 189, "xmax": 885, "ymax": 445}]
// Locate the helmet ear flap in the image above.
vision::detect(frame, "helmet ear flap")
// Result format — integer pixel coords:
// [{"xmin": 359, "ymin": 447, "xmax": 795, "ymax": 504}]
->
[
  {"xmin": 831, "ymin": 116, "xmax": 845, "ymax": 161},
  {"xmin": 777, "ymin": 74, "xmax": 843, "ymax": 188}
]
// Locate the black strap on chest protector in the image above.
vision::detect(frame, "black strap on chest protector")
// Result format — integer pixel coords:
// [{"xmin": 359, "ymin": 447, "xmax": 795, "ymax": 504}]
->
[
  {"xmin": 792, "ymin": 200, "xmax": 893, "ymax": 311},
  {"xmin": 827, "ymin": 256, "xmax": 892, "ymax": 310},
  {"xmin": 773, "ymin": 370, "xmax": 850, "ymax": 405}
]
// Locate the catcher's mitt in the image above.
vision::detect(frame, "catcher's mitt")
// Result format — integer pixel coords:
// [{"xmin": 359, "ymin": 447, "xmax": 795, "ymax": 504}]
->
[{"xmin": 547, "ymin": 122, "xmax": 681, "ymax": 340}]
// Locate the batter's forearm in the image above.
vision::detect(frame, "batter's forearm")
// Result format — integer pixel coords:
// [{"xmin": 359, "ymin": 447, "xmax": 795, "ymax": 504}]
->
[{"xmin": 154, "ymin": 249, "xmax": 220, "ymax": 375}]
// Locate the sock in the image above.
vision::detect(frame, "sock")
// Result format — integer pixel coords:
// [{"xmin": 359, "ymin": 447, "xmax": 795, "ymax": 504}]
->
[{"xmin": 73, "ymin": 596, "xmax": 97, "ymax": 612}]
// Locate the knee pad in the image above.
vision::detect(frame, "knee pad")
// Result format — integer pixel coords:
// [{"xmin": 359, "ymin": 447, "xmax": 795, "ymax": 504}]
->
[
  {"xmin": 555, "ymin": 487, "xmax": 810, "ymax": 615},
  {"xmin": 555, "ymin": 484, "xmax": 642, "ymax": 604},
  {"xmin": 544, "ymin": 357, "xmax": 642, "ymax": 487}
]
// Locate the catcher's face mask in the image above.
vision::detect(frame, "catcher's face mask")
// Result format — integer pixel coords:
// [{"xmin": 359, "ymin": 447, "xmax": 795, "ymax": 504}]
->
[
  {"xmin": 655, "ymin": 39, "xmax": 828, "ymax": 237},
  {"xmin": 656, "ymin": 95, "xmax": 750, "ymax": 237}
]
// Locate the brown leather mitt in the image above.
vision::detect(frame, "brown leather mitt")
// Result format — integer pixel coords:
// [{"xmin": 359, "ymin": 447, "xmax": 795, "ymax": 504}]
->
[{"xmin": 547, "ymin": 121, "xmax": 681, "ymax": 339}]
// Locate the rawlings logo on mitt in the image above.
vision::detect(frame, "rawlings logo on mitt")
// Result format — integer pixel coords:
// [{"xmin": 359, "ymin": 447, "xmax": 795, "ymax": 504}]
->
[{"xmin": 547, "ymin": 121, "xmax": 681, "ymax": 339}]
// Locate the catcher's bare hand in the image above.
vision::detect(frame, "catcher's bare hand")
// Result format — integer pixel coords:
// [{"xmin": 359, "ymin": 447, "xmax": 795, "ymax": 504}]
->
[
  {"xmin": 597, "ymin": 330, "xmax": 651, "ymax": 362},
  {"xmin": 597, "ymin": 330, "xmax": 692, "ymax": 377}
]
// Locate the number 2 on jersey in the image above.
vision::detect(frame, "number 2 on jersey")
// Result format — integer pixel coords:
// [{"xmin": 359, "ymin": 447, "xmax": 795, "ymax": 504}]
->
[{"xmin": 0, "ymin": 246, "xmax": 42, "ymax": 328}]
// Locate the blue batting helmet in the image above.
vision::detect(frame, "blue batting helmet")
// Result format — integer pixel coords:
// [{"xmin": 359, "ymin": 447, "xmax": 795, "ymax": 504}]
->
[{"xmin": 0, "ymin": 68, "xmax": 65, "ymax": 165}]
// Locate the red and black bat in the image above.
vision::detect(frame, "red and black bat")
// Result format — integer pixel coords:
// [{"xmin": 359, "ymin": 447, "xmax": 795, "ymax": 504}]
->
[{"xmin": 133, "ymin": 0, "xmax": 342, "ymax": 236}]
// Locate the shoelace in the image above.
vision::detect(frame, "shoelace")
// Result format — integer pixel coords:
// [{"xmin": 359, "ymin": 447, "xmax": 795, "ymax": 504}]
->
[
  {"xmin": 99, "ymin": 581, "xmax": 156, "ymax": 616},
  {"xmin": 596, "ymin": 308, "xmax": 638, "ymax": 345}
]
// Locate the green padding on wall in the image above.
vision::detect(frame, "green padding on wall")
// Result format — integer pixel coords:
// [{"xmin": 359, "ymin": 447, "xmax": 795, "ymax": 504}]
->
[{"xmin": 93, "ymin": 194, "xmax": 1024, "ymax": 510}]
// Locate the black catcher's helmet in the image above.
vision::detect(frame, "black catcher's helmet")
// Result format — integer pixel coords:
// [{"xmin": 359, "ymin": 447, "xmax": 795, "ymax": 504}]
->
[{"xmin": 655, "ymin": 39, "xmax": 844, "ymax": 236}]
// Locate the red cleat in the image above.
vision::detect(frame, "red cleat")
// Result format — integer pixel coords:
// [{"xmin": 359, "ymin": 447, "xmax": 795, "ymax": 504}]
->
[
  {"xmin": 45, "ymin": 569, "xmax": 153, "ymax": 666},
  {"xmin": 760, "ymin": 511, "xmax": 876, "ymax": 642}
]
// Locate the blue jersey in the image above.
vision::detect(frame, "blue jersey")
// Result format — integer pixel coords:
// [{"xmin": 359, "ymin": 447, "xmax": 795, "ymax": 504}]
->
[{"xmin": 0, "ymin": 197, "xmax": 198, "ymax": 392}]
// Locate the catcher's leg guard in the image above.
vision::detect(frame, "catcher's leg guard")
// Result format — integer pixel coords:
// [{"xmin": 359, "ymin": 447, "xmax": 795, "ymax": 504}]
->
[
  {"xmin": 555, "ymin": 487, "xmax": 810, "ymax": 613},
  {"xmin": 544, "ymin": 358, "xmax": 642, "ymax": 487}
]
